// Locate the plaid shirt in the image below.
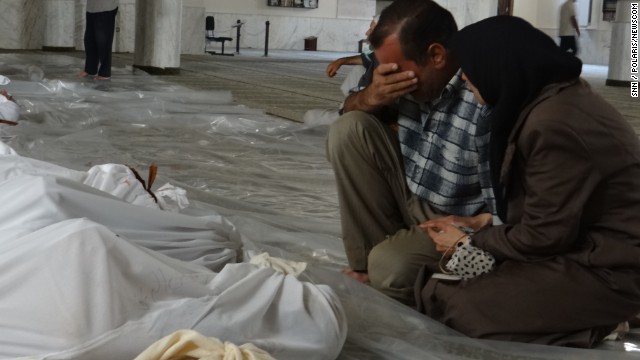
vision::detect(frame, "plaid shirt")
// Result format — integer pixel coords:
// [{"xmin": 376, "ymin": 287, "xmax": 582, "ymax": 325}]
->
[{"xmin": 398, "ymin": 71, "xmax": 495, "ymax": 216}]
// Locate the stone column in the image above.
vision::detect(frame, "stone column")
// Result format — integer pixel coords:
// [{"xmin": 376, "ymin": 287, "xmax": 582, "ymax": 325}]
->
[
  {"xmin": 114, "ymin": 0, "xmax": 136, "ymax": 53},
  {"xmin": 606, "ymin": 0, "xmax": 633, "ymax": 86},
  {"xmin": 43, "ymin": 0, "xmax": 76, "ymax": 51},
  {"xmin": 134, "ymin": 0, "xmax": 183, "ymax": 75},
  {"xmin": 181, "ymin": 0, "xmax": 206, "ymax": 55}
]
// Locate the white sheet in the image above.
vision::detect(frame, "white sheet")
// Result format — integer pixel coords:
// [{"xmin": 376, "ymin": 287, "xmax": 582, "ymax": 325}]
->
[
  {"xmin": 0, "ymin": 169, "xmax": 239, "ymax": 272},
  {"xmin": 0, "ymin": 148, "xmax": 346, "ymax": 360},
  {"xmin": 1, "ymin": 219, "xmax": 346, "ymax": 360}
]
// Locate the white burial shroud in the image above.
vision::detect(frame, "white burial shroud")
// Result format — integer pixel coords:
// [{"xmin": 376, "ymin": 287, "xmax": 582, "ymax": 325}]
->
[{"xmin": 0, "ymin": 148, "xmax": 347, "ymax": 360}]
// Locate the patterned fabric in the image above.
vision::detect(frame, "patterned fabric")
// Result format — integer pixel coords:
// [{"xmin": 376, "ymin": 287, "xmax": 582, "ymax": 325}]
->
[
  {"xmin": 444, "ymin": 238, "xmax": 496, "ymax": 279},
  {"xmin": 398, "ymin": 71, "xmax": 496, "ymax": 216}
]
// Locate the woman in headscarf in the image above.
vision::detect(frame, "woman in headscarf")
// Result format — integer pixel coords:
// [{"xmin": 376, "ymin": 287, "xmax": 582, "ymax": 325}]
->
[{"xmin": 418, "ymin": 16, "xmax": 640, "ymax": 347}]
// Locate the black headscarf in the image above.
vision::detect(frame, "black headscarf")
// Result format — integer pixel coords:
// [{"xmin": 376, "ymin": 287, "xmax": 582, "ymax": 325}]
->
[{"xmin": 449, "ymin": 16, "xmax": 582, "ymax": 220}]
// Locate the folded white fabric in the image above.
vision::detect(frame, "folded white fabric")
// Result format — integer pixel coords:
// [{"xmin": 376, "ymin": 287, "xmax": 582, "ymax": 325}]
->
[
  {"xmin": 0, "ymin": 96, "xmax": 19, "ymax": 121},
  {"xmin": 0, "ymin": 150, "xmax": 242, "ymax": 271},
  {"xmin": 0, "ymin": 148, "xmax": 347, "ymax": 360},
  {"xmin": 340, "ymin": 65, "xmax": 366, "ymax": 97},
  {"xmin": 0, "ymin": 148, "xmax": 86, "ymax": 182},
  {"xmin": 0, "ymin": 142, "xmax": 176, "ymax": 211},
  {"xmin": 0, "ymin": 219, "xmax": 346, "ymax": 360},
  {"xmin": 134, "ymin": 329, "xmax": 275, "ymax": 360},
  {"xmin": 250, "ymin": 252, "xmax": 307, "ymax": 276},
  {"xmin": 84, "ymin": 163, "xmax": 159, "ymax": 209},
  {"xmin": 0, "ymin": 142, "xmax": 17, "ymax": 155},
  {"xmin": 156, "ymin": 182, "xmax": 191, "ymax": 212},
  {"xmin": 603, "ymin": 322, "xmax": 630, "ymax": 341},
  {"xmin": 302, "ymin": 108, "xmax": 340, "ymax": 127}
]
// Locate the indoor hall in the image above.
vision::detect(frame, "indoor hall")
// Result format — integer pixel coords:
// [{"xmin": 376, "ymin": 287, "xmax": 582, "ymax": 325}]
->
[
  {"xmin": 0, "ymin": 45, "xmax": 638, "ymax": 360},
  {"xmin": 1, "ymin": 0, "xmax": 639, "ymax": 359}
]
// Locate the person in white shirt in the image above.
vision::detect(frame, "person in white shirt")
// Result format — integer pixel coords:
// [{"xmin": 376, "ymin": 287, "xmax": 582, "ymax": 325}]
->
[{"xmin": 559, "ymin": 0, "xmax": 580, "ymax": 55}]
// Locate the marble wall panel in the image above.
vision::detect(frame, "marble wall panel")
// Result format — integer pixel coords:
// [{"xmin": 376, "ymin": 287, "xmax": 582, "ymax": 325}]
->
[
  {"xmin": 233, "ymin": 14, "xmax": 270, "ymax": 49},
  {"xmin": 590, "ymin": 28, "xmax": 613, "ymax": 65},
  {"xmin": 434, "ymin": 0, "xmax": 498, "ymax": 27},
  {"xmin": 312, "ymin": 18, "xmax": 371, "ymax": 52},
  {"xmin": 606, "ymin": 0, "xmax": 633, "ymax": 79},
  {"xmin": 540, "ymin": 27, "xmax": 612, "ymax": 66},
  {"xmin": 210, "ymin": 12, "xmax": 370, "ymax": 52},
  {"xmin": 44, "ymin": 0, "xmax": 76, "ymax": 48},
  {"xmin": 73, "ymin": 0, "xmax": 86, "ymax": 50},
  {"xmin": 215, "ymin": 14, "xmax": 273, "ymax": 50},
  {"xmin": 22, "ymin": 0, "xmax": 45, "ymax": 49},
  {"xmin": 607, "ymin": 22, "xmax": 630, "ymax": 79},
  {"xmin": 0, "ymin": 0, "xmax": 616, "ymax": 67},
  {"xmin": 336, "ymin": 0, "xmax": 376, "ymax": 20},
  {"xmin": 263, "ymin": 15, "xmax": 308, "ymax": 50},
  {"xmin": 0, "ymin": 0, "xmax": 44, "ymax": 49},
  {"xmin": 114, "ymin": 0, "xmax": 137, "ymax": 53},
  {"xmin": 211, "ymin": 0, "xmax": 502, "ymax": 53},
  {"xmin": 0, "ymin": 1, "xmax": 26, "ymax": 49},
  {"xmin": 182, "ymin": 6, "xmax": 205, "ymax": 54}
]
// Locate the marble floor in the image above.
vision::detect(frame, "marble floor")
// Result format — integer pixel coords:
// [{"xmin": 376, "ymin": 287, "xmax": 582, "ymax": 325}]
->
[
  {"xmin": 0, "ymin": 49, "xmax": 639, "ymax": 360},
  {"xmin": 158, "ymin": 49, "xmax": 640, "ymax": 132},
  {"xmin": 8, "ymin": 48, "xmax": 637, "ymax": 132},
  {"xmin": 171, "ymin": 49, "xmax": 640, "ymax": 137}
]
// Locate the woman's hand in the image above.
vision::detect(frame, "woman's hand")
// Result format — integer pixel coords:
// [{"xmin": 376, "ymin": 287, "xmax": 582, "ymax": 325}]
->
[
  {"xmin": 419, "ymin": 221, "xmax": 466, "ymax": 255},
  {"xmin": 423, "ymin": 213, "xmax": 492, "ymax": 233}
]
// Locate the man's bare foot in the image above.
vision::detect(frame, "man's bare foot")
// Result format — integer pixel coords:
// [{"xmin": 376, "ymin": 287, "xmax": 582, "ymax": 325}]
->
[
  {"xmin": 95, "ymin": 76, "xmax": 111, "ymax": 81},
  {"xmin": 79, "ymin": 71, "xmax": 91, "ymax": 78},
  {"xmin": 342, "ymin": 268, "xmax": 369, "ymax": 283}
]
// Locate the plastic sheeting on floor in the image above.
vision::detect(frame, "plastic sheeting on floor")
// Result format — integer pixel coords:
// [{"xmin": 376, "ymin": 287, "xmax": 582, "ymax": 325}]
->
[{"xmin": 0, "ymin": 53, "xmax": 639, "ymax": 360}]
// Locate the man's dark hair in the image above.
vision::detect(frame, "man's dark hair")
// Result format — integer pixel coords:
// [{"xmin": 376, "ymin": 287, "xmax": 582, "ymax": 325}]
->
[{"xmin": 369, "ymin": 0, "xmax": 458, "ymax": 65}]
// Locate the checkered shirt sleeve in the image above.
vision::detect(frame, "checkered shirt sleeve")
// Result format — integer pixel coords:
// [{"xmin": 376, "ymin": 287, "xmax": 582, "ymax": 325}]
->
[{"xmin": 397, "ymin": 72, "xmax": 495, "ymax": 216}]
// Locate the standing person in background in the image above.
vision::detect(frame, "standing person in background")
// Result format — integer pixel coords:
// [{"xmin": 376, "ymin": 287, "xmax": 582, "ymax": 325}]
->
[
  {"xmin": 559, "ymin": 0, "xmax": 580, "ymax": 55},
  {"xmin": 80, "ymin": 0, "xmax": 119, "ymax": 80},
  {"xmin": 326, "ymin": 17, "xmax": 380, "ymax": 118},
  {"xmin": 325, "ymin": 17, "xmax": 378, "ymax": 79}
]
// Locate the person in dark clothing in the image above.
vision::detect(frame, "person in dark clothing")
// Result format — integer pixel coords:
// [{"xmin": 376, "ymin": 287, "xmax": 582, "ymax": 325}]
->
[{"xmin": 80, "ymin": 0, "xmax": 119, "ymax": 80}]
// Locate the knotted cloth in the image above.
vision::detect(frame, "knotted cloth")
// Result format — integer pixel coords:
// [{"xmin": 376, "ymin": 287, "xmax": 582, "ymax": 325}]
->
[{"xmin": 134, "ymin": 329, "xmax": 276, "ymax": 360}]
